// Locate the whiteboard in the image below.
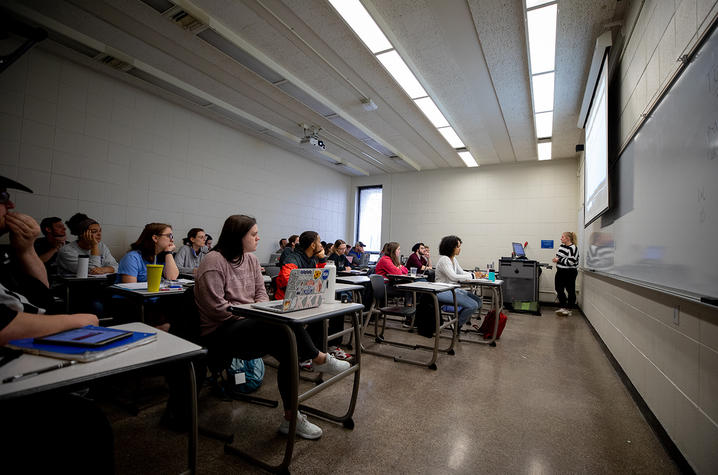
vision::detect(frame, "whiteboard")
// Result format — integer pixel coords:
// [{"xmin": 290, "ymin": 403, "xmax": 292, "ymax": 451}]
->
[{"xmin": 583, "ymin": 23, "xmax": 718, "ymax": 302}]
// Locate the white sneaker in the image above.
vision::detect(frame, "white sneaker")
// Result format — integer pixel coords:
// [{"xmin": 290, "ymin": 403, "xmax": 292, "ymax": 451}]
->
[
  {"xmin": 328, "ymin": 346, "xmax": 352, "ymax": 361},
  {"xmin": 278, "ymin": 412, "xmax": 322, "ymax": 440},
  {"xmin": 313, "ymin": 353, "xmax": 350, "ymax": 375},
  {"xmin": 556, "ymin": 308, "xmax": 567, "ymax": 315},
  {"xmin": 564, "ymin": 309, "xmax": 572, "ymax": 316}
]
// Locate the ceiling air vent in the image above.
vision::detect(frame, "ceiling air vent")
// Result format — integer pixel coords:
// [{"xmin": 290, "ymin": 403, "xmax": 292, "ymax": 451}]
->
[
  {"xmin": 168, "ymin": 8, "xmax": 207, "ymax": 33},
  {"xmin": 95, "ymin": 54, "xmax": 133, "ymax": 72},
  {"xmin": 138, "ymin": 0, "xmax": 175, "ymax": 14}
]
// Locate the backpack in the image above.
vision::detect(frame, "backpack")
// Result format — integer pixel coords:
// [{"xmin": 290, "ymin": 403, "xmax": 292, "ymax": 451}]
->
[
  {"xmin": 227, "ymin": 358, "xmax": 265, "ymax": 394},
  {"xmin": 415, "ymin": 293, "xmax": 443, "ymax": 338},
  {"xmin": 477, "ymin": 310, "xmax": 507, "ymax": 339}
]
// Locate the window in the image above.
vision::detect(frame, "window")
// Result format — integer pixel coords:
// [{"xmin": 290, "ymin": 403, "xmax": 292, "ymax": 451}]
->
[{"xmin": 356, "ymin": 186, "xmax": 382, "ymax": 252}]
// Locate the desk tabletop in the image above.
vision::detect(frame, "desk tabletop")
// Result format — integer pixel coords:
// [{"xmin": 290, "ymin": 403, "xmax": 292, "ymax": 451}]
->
[
  {"xmin": 0, "ymin": 323, "xmax": 204, "ymax": 400},
  {"xmin": 230, "ymin": 301, "xmax": 363, "ymax": 325},
  {"xmin": 337, "ymin": 270, "xmax": 367, "ymax": 276},
  {"xmin": 57, "ymin": 274, "xmax": 115, "ymax": 282},
  {"xmin": 461, "ymin": 278, "xmax": 504, "ymax": 286},
  {"xmin": 336, "ymin": 275, "xmax": 370, "ymax": 284},
  {"xmin": 387, "ymin": 273, "xmax": 427, "ymax": 280},
  {"xmin": 395, "ymin": 282, "xmax": 459, "ymax": 292},
  {"xmin": 335, "ymin": 283, "xmax": 363, "ymax": 292},
  {"xmin": 109, "ymin": 283, "xmax": 187, "ymax": 297}
]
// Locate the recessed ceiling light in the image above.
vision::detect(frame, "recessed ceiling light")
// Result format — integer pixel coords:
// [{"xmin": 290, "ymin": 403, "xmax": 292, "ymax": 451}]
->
[
  {"xmin": 437, "ymin": 126, "xmax": 465, "ymax": 148},
  {"xmin": 532, "ymin": 72, "xmax": 554, "ymax": 112},
  {"xmin": 538, "ymin": 141, "xmax": 552, "ymax": 160},
  {"xmin": 414, "ymin": 97, "xmax": 450, "ymax": 128},
  {"xmin": 376, "ymin": 50, "xmax": 428, "ymax": 99},
  {"xmin": 535, "ymin": 111, "xmax": 553, "ymax": 138},
  {"xmin": 328, "ymin": 0, "xmax": 392, "ymax": 54},
  {"xmin": 458, "ymin": 151, "xmax": 479, "ymax": 167},
  {"xmin": 527, "ymin": 3, "xmax": 557, "ymax": 74}
]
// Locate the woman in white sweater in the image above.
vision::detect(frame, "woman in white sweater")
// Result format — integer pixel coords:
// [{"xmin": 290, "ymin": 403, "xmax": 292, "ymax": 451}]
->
[{"xmin": 435, "ymin": 235, "xmax": 482, "ymax": 327}]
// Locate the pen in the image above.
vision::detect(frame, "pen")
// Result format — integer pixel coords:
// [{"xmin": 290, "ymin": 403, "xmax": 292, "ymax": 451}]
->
[{"xmin": 2, "ymin": 360, "xmax": 77, "ymax": 384}]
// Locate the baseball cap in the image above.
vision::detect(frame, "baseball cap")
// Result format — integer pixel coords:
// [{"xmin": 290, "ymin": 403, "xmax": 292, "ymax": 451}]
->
[
  {"xmin": 356, "ymin": 241, "xmax": 365, "ymax": 247},
  {"xmin": 0, "ymin": 176, "xmax": 33, "ymax": 193}
]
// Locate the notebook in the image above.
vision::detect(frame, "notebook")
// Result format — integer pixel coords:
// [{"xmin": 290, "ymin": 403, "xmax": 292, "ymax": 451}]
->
[
  {"xmin": 8, "ymin": 326, "xmax": 157, "ymax": 362},
  {"xmin": 251, "ymin": 268, "xmax": 326, "ymax": 313}
]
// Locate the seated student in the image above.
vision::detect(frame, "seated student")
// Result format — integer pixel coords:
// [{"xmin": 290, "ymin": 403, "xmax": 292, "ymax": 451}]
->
[
  {"xmin": 435, "ymin": 235, "xmax": 482, "ymax": 327},
  {"xmin": 34, "ymin": 216, "xmax": 66, "ymax": 274},
  {"xmin": 116, "ymin": 223, "xmax": 179, "ymax": 330},
  {"xmin": 277, "ymin": 231, "xmax": 352, "ymax": 365},
  {"xmin": 205, "ymin": 234, "xmax": 213, "ymax": 251},
  {"xmin": 347, "ymin": 241, "xmax": 365, "ymax": 264},
  {"xmin": 328, "ymin": 239, "xmax": 352, "ymax": 271},
  {"xmin": 174, "ymin": 228, "xmax": 207, "ymax": 275},
  {"xmin": 56, "ymin": 214, "xmax": 118, "ymax": 275},
  {"xmin": 0, "ymin": 175, "xmax": 112, "ymax": 474},
  {"xmin": 374, "ymin": 242, "xmax": 408, "ymax": 279},
  {"xmin": 195, "ymin": 215, "xmax": 348, "ymax": 439},
  {"xmin": 277, "ymin": 234, "xmax": 299, "ymax": 267},
  {"xmin": 275, "ymin": 238, "xmax": 288, "ymax": 254},
  {"xmin": 406, "ymin": 242, "xmax": 432, "ymax": 273}
]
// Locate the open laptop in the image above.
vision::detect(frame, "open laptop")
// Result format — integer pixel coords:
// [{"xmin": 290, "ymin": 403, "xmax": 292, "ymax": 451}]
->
[{"xmin": 251, "ymin": 268, "xmax": 327, "ymax": 313}]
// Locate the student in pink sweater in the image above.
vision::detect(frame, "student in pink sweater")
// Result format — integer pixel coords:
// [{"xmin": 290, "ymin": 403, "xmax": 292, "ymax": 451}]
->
[{"xmin": 194, "ymin": 214, "xmax": 348, "ymax": 440}]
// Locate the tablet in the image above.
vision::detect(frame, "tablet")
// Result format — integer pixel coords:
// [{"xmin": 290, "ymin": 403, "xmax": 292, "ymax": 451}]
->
[{"xmin": 34, "ymin": 326, "xmax": 133, "ymax": 347}]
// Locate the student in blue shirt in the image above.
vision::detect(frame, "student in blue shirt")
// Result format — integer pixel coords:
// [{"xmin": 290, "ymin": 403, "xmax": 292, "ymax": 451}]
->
[
  {"xmin": 347, "ymin": 241, "xmax": 365, "ymax": 267},
  {"xmin": 116, "ymin": 223, "xmax": 179, "ymax": 330}
]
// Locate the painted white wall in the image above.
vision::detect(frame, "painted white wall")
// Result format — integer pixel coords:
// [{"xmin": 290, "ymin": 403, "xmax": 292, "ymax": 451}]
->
[
  {"xmin": 581, "ymin": 1, "xmax": 718, "ymax": 472},
  {"xmin": 0, "ymin": 48, "xmax": 351, "ymax": 262},
  {"xmin": 351, "ymin": 158, "xmax": 579, "ymax": 300}
]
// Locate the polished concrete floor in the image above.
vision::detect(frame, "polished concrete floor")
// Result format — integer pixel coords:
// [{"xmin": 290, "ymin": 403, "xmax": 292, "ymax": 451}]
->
[{"xmin": 103, "ymin": 307, "xmax": 681, "ymax": 474}]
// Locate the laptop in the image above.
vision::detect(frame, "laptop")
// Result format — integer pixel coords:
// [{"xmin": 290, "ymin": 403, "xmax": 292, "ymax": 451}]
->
[
  {"xmin": 268, "ymin": 252, "xmax": 282, "ymax": 266},
  {"xmin": 251, "ymin": 268, "xmax": 327, "ymax": 313}
]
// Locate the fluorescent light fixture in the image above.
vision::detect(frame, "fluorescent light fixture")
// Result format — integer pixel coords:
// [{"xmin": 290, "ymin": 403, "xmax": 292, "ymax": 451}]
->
[
  {"xmin": 328, "ymin": 0, "xmax": 392, "ymax": 53},
  {"xmin": 437, "ymin": 127, "xmax": 465, "ymax": 148},
  {"xmin": 535, "ymin": 111, "xmax": 553, "ymax": 138},
  {"xmin": 527, "ymin": 3, "xmax": 557, "ymax": 74},
  {"xmin": 526, "ymin": 0, "xmax": 554, "ymax": 8},
  {"xmin": 458, "ymin": 151, "xmax": 479, "ymax": 167},
  {"xmin": 532, "ymin": 72, "xmax": 554, "ymax": 112},
  {"xmin": 538, "ymin": 141, "xmax": 552, "ymax": 160},
  {"xmin": 377, "ymin": 50, "xmax": 427, "ymax": 99},
  {"xmin": 414, "ymin": 97, "xmax": 449, "ymax": 128}
]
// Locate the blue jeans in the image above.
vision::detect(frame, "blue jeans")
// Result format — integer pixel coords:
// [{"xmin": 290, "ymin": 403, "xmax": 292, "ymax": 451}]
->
[{"xmin": 437, "ymin": 288, "xmax": 482, "ymax": 327}]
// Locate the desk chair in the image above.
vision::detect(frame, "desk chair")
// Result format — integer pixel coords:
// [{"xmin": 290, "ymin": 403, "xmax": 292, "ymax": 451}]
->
[{"xmin": 369, "ymin": 275, "xmax": 416, "ymax": 340}]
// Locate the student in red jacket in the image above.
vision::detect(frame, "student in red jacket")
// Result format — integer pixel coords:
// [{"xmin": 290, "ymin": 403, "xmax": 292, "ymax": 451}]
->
[{"xmin": 374, "ymin": 241, "xmax": 408, "ymax": 279}]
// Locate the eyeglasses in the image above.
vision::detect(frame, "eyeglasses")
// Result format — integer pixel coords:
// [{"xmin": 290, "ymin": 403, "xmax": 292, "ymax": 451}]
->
[
  {"xmin": 0, "ymin": 191, "xmax": 10, "ymax": 205},
  {"xmin": 156, "ymin": 233, "xmax": 174, "ymax": 239}
]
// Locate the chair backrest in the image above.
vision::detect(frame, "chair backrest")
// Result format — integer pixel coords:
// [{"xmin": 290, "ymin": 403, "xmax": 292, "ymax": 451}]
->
[
  {"xmin": 369, "ymin": 274, "xmax": 387, "ymax": 307},
  {"xmin": 264, "ymin": 266, "xmax": 281, "ymax": 277}
]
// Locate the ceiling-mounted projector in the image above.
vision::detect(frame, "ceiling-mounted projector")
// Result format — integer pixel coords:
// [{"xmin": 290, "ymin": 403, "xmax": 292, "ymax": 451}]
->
[{"xmin": 300, "ymin": 124, "xmax": 326, "ymax": 150}]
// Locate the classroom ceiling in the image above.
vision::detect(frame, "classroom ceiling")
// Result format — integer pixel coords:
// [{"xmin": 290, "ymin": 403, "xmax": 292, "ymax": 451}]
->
[{"xmin": 2, "ymin": 0, "xmax": 622, "ymax": 176}]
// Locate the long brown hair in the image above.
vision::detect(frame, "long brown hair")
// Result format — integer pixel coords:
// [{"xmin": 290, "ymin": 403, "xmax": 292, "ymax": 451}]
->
[
  {"xmin": 213, "ymin": 215, "xmax": 256, "ymax": 265},
  {"xmin": 385, "ymin": 241, "xmax": 401, "ymax": 267},
  {"xmin": 130, "ymin": 223, "xmax": 171, "ymax": 262},
  {"xmin": 563, "ymin": 231, "xmax": 577, "ymax": 246}
]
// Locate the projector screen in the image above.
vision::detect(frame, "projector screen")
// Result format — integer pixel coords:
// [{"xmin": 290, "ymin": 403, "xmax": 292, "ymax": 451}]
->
[{"xmin": 584, "ymin": 54, "xmax": 609, "ymax": 225}]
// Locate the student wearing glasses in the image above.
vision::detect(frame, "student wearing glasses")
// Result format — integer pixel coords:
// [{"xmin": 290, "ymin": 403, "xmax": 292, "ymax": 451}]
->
[
  {"xmin": 56, "ymin": 213, "xmax": 118, "ymax": 276},
  {"xmin": 116, "ymin": 223, "xmax": 179, "ymax": 330},
  {"xmin": 195, "ymin": 215, "xmax": 349, "ymax": 439},
  {"xmin": 174, "ymin": 228, "xmax": 208, "ymax": 275},
  {"xmin": 435, "ymin": 235, "xmax": 482, "ymax": 328},
  {"xmin": 328, "ymin": 239, "xmax": 352, "ymax": 271}
]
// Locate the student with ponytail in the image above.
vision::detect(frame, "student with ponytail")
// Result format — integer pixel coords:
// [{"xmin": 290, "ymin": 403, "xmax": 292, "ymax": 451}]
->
[{"xmin": 553, "ymin": 231, "xmax": 579, "ymax": 316}]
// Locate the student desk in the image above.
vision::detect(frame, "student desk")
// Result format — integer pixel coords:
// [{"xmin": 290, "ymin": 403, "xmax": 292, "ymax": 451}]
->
[
  {"xmin": 56, "ymin": 274, "xmax": 115, "ymax": 313},
  {"xmin": 337, "ymin": 269, "xmax": 367, "ymax": 277},
  {"xmin": 228, "ymin": 301, "xmax": 364, "ymax": 473},
  {"xmin": 0, "ymin": 322, "xmax": 205, "ymax": 474},
  {"xmin": 109, "ymin": 283, "xmax": 187, "ymax": 323},
  {"xmin": 458, "ymin": 278, "xmax": 505, "ymax": 346},
  {"xmin": 366, "ymin": 281, "xmax": 460, "ymax": 370}
]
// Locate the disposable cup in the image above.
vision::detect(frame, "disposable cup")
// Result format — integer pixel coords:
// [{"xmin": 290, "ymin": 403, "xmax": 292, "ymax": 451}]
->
[
  {"xmin": 147, "ymin": 264, "xmax": 164, "ymax": 292},
  {"xmin": 410, "ymin": 267, "xmax": 417, "ymax": 276}
]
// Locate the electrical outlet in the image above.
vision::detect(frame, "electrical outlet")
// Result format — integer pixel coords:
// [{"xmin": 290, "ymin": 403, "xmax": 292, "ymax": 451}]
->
[{"xmin": 673, "ymin": 305, "xmax": 680, "ymax": 325}]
